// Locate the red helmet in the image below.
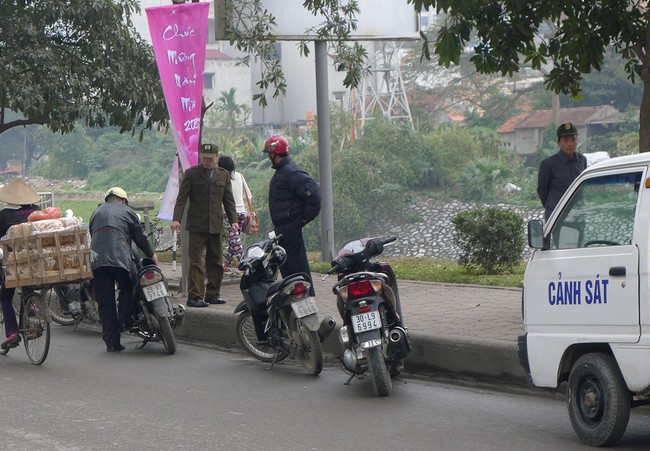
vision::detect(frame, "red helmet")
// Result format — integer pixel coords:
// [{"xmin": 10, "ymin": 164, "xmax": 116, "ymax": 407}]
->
[{"xmin": 264, "ymin": 135, "xmax": 290, "ymax": 156}]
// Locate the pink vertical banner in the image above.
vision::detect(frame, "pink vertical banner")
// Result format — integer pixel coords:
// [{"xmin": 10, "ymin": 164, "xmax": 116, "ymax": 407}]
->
[
  {"xmin": 158, "ymin": 156, "xmax": 180, "ymax": 221},
  {"xmin": 146, "ymin": 2, "xmax": 209, "ymax": 171}
]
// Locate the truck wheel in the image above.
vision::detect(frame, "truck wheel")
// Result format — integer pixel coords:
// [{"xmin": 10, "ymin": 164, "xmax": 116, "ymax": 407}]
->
[{"xmin": 567, "ymin": 353, "xmax": 630, "ymax": 447}]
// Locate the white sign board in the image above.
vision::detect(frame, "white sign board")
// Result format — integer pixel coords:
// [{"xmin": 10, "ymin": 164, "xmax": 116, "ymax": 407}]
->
[{"xmin": 216, "ymin": 0, "xmax": 419, "ymax": 40}]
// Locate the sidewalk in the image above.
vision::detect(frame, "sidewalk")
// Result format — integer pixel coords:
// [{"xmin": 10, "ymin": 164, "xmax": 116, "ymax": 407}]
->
[{"xmin": 159, "ymin": 262, "xmax": 528, "ymax": 384}]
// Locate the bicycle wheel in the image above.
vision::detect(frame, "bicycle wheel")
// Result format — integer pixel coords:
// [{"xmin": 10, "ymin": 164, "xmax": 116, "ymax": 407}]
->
[
  {"xmin": 21, "ymin": 292, "xmax": 50, "ymax": 365},
  {"xmin": 41, "ymin": 287, "xmax": 75, "ymax": 326},
  {"xmin": 0, "ymin": 309, "xmax": 8, "ymax": 356}
]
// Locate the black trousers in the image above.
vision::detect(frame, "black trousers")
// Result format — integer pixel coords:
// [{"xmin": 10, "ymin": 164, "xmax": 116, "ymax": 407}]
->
[
  {"xmin": 92, "ymin": 266, "xmax": 133, "ymax": 348},
  {"xmin": 279, "ymin": 230, "xmax": 315, "ymax": 297}
]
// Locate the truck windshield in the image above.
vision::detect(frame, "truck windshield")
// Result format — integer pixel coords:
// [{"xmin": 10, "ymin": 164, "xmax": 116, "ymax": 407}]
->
[{"xmin": 550, "ymin": 172, "xmax": 642, "ymax": 250}]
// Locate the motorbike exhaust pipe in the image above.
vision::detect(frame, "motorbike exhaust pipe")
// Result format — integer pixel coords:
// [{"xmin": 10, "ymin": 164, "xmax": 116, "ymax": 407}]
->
[
  {"xmin": 317, "ymin": 316, "xmax": 337, "ymax": 343},
  {"xmin": 175, "ymin": 304, "xmax": 187, "ymax": 317},
  {"xmin": 387, "ymin": 326, "xmax": 411, "ymax": 359},
  {"xmin": 389, "ymin": 327, "xmax": 404, "ymax": 344}
]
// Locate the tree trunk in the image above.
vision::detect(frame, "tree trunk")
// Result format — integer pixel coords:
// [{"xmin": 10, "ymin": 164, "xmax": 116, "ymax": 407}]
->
[
  {"xmin": 641, "ymin": 65, "xmax": 650, "ymax": 153},
  {"xmin": 641, "ymin": 19, "xmax": 650, "ymax": 153},
  {"xmin": 552, "ymin": 92, "xmax": 560, "ymax": 126}
]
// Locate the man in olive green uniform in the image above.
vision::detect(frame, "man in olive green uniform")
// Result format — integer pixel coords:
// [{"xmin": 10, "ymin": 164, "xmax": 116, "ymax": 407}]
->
[{"xmin": 171, "ymin": 144, "xmax": 239, "ymax": 307}]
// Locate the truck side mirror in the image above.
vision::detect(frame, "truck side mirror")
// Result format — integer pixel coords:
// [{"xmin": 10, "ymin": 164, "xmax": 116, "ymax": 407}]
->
[{"xmin": 528, "ymin": 220, "xmax": 544, "ymax": 249}]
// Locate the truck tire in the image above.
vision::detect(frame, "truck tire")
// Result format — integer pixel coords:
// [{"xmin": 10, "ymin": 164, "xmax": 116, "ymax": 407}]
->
[{"xmin": 567, "ymin": 352, "xmax": 630, "ymax": 447}]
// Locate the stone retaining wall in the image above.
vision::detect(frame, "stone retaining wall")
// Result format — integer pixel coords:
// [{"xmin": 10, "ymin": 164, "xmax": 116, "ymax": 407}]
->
[{"xmin": 368, "ymin": 198, "xmax": 544, "ymax": 260}]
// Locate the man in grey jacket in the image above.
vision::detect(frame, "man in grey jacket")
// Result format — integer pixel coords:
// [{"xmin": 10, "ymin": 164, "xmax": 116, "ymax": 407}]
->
[{"xmin": 90, "ymin": 187, "xmax": 157, "ymax": 352}]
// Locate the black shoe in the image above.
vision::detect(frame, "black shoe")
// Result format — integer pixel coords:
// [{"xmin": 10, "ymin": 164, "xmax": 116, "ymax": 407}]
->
[
  {"xmin": 187, "ymin": 297, "xmax": 209, "ymax": 308},
  {"xmin": 106, "ymin": 344, "xmax": 126, "ymax": 352},
  {"xmin": 205, "ymin": 297, "xmax": 226, "ymax": 305}
]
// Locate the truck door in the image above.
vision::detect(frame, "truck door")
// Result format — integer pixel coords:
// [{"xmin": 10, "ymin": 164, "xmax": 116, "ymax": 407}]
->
[{"xmin": 525, "ymin": 170, "xmax": 642, "ymax": 341}]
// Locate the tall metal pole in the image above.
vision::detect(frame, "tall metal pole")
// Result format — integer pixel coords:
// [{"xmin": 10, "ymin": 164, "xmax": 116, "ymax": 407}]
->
[{"xmin": 315, "ymin": 40, "xmax": 335, "ymax": 262}]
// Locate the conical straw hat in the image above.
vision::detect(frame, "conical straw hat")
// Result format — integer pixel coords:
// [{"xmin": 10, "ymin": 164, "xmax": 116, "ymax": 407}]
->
[{"xmin": 0, "ymin": 178, "xmax": 40, "ymax": 205}]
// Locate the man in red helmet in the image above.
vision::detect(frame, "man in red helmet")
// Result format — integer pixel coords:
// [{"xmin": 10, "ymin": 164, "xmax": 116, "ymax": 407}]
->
[{"xmin": 264, "ymin": 135, "xmax": 321, "ymax": 296}]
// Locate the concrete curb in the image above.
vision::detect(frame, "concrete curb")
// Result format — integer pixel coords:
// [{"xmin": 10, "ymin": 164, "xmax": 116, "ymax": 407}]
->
[{"xmin": 173, "ymin": 308, "xmax": 527, "ymax": 384}]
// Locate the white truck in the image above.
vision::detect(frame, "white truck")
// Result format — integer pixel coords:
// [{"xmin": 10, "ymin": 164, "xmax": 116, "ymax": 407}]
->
[{"xmin": 520, "ymin": 153, "xmax": 650, "ymax": 447}]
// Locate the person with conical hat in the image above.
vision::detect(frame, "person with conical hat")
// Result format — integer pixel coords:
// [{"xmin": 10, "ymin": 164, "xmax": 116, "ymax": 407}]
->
[{"xmin": 0, "ymin": 178, "xmax": 41, "ymax": 350}]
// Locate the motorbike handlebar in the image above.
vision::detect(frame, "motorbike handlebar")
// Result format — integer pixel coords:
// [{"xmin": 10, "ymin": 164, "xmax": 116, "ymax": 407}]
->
[{"xmin": 326, "ymin": 263, "xmax": 341, "ymax": 275}]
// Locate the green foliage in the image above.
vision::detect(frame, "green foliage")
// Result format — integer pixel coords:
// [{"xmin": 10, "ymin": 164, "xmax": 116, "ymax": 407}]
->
[
  {"xmin": 0, "ymin": 1, "xmax": 167, "ymax": 136},
  {"xmin": 452, "ymin": 207, "xmax": 525, "ymax": 275},
  {"xmin": 310, "ymin": 256, "xmax": 526, "ymax": 288},
  {"xmin": 420, "ymin": 125, "xmax": 482, "ymax": 191},
  {"xmin": 459, "ymin": 157, "xmax": 511, "ymax": 202}
]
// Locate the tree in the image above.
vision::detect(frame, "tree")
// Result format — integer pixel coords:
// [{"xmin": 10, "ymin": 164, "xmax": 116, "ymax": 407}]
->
[
  {"xmin": 214, "ymin": 88, "xmax": 250, "ymax": 130},
  {"xmin": 224, "ymin": 0, "xmax": 367, "ymax": 106},
  {"xmin": 408, "ymin": 1, "xmax": 650, "ymax": 152},
  {"xmin": 0, "ymin": 1, "xmax": 168, "ymax": 138}
]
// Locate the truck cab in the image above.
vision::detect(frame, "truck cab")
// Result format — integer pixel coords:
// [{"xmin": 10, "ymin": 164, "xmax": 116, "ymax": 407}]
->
[{"xmin": 520, "ymin": 153, "xmax": 650, "ymax": 447}]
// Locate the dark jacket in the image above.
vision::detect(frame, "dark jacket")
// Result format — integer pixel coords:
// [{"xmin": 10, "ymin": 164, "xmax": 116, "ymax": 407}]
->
[
  {"xmin": 537, "ymin": 150, "xmax": 587, "ymax": 218},
  {"xmin": 89, "ymin": 201, "xmax": 154, "ymax": 274},
  {"xmin": 268, "ymin": 156, "xmax": 321, "ymax": 237},
  {"xmin": 0, "ymin": 204, "xmax": 40, "ymax": 237},
  {"xmin": 172, "ymin": 164, "xmax": 237, "ymax": 234}
]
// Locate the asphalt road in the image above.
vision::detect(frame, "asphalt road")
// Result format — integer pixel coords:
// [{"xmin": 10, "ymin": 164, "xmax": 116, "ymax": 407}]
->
[{"xmin": 1, "ymin": 326, "xmax": 649, "ymax": 450}]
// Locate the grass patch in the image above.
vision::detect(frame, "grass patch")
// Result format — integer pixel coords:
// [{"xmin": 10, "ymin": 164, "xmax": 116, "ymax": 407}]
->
[
  {"xmin": 309, "ymin": 254, "xmax": 525, "ymax": 288},
  {"xmin": 54, "ymin": 197, "xmax": 162, "ymax": 224}
]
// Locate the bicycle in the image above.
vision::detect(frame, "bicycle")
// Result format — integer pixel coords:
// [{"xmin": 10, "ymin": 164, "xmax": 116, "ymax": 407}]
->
[{"xmin": 0, "ymin": 286, "xmax": 51, "ymax": 365}]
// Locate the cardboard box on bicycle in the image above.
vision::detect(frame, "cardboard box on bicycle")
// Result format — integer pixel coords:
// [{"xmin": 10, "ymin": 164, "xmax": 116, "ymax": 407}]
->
[{"xmin": 0, "ymin": 218, "xmax": 92, "ymax": 288}]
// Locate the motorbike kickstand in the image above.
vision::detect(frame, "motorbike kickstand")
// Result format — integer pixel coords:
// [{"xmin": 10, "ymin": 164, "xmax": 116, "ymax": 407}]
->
[
  {"xmin": 266, "ymin": 351, "xmax": 283, "ymax": 371},
  {"xmin": 135, "ymin": 337, "xmax": 151, "ymax": 350},
  {"xmin": 70, "ymin": 317, "xmax": 83, "ymax": 333}
]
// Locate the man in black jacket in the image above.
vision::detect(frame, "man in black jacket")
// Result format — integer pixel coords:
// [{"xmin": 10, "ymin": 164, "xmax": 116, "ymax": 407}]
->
[
  {"xmin": 264, "ymin": 135, "xmax": 321, "ymax": 296},
  {"xmin": 537, "ymin": 122, "xmax": 587, "ymax": 220}
]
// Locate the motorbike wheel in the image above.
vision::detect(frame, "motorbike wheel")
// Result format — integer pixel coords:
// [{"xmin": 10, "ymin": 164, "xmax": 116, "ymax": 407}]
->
[
  {"xmin": 289, "ymin": 312, "xmax": 323, "ymax": 376},
  {"xmin": 235, "ymin": 311, "xmax": 284, "ymax": 363},
  {"xmin": 41, "ymin": 288, "xmax": 76, "ymax": 326},
  {"xmin": 367, "ymin": 347, "xmax": 392, "ymax": 397},
  {"xmin": 155, "ymin": 313, "xmax": 176, "ymax": 355}
]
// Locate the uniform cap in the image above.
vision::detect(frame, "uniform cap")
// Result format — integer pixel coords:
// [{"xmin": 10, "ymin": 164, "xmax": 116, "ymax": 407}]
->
[
  {"xmin": 557, "ymin": 122, "xmax": 578, "ymax": 138},
  {"xmin": 0, "ymin": 178, "xmax": 40, "ymax": 205},
  {"xmin": 199, "ymin": 143, "xmax": 219, "ymax": 157}
]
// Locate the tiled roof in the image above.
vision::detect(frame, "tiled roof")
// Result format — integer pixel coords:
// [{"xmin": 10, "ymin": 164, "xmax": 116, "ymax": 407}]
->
[
  {"xmin": 205, "ymin": 48, "xmax": 234, "ymax": 60},
  {"xmin": 497, "ymin": 106, "xmax": 617, "ymax": 133},
  {"xmin": 496, "ymin": 112, "xmax": 529, "ymax": 133}
]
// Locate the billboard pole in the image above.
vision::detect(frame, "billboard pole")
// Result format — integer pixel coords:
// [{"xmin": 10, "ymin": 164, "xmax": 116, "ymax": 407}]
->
[{"xmin": 315, "ymin": 40, "xmax": 335, "ymax": 262}]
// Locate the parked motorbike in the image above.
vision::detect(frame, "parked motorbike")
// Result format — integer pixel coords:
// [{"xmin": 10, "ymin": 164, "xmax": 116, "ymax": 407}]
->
[
  {"xmin": 233, "ymin": 233, "xmax": 336, "ymax": 375},
  {"xmin": 325, "ymin": 236, "xmax": 410, "ymax": 396},
  {"xmin": 129, "ymin": 256, "xmax": 185, "ymax": 354},
  {"xmin": 42, "ymin": 282, "xmax": 101, "ymax": 329}
]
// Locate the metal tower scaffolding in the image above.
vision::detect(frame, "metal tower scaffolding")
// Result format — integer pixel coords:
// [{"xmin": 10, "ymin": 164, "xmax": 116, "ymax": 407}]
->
[{"xmin": 354, "ymin": 41, "xmax": 413, "ymax": 130}]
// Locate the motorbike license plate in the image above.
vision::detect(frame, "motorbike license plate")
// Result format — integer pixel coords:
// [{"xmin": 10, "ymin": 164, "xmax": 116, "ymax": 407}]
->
[
  {"xmin": 291, "ymin": 297, "xmax": 319, "ymax": 318},
  {"xmin": 352, "ymin": 311, "xmax": 381, "ymax": 333},
  {"xmin": 143, "ymin": 282, "xmax": 169, "ymax": 302}
]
